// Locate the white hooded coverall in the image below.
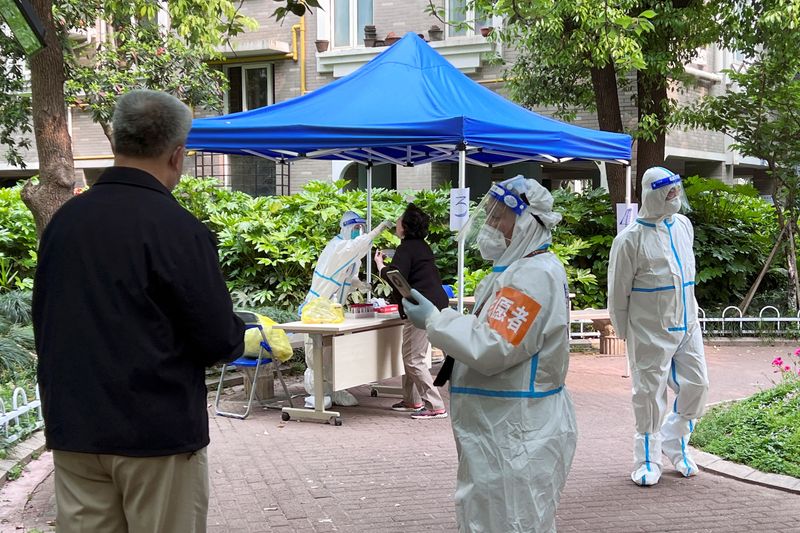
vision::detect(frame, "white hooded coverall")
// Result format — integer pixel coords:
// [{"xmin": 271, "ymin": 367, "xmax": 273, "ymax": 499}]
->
[
  {"xmin": 423, "ymin": 178, "xmax": 577, "ymax": 532},
  {"xmin": 608, "ymin": 167, "xmax": 709, "ymax": 485},
  {"xmin": 300, "ymin": 216, "xmax": 389, "ymax": 407}
]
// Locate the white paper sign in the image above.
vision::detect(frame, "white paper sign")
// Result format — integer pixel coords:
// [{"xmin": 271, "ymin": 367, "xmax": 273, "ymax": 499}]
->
[
  {"xmin": 616, "ymin": 203, "xmax": 638, "ymax": 234},
  {"xmin": 450, "ymin": 187, "xmax": 470, "ymax": 231}
]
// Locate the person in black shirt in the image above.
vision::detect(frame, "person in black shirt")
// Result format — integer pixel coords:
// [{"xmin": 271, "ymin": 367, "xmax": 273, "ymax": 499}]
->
[
  {"xmin": 33, "ymin": 90, "xmax": 244, "ymax": 532},
  {"xmin": 375, "ymin": 203, "xmax": 449, "ymax": 419}
]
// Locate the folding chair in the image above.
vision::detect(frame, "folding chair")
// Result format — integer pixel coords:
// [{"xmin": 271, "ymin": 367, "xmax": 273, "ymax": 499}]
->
[
  {"xmin": 442, "ymin": 284, "xmax": 456, "ymax": 298},
  {"xmin": 214, "ymin": 311, "xmax": 294, "ymax": 419}
]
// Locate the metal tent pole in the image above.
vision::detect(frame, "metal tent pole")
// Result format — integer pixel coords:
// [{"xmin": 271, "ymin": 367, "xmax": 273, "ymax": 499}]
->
[
  {"xmin": 366, "ymin": 162, "xmax": 373, "ymax": 300},
  {"xmin": 625, "ymin": 165, "xmax": 632, "ymax": 206},
  {"xmin": 458, "ymin": 145, "xmax": 466, "ymax": 313}
]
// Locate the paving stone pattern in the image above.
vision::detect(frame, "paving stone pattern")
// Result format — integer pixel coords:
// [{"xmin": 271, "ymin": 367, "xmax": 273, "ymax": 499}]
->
[{"xmin": 6, "ymin": 344, "xmax": 800, "ymax": 532}]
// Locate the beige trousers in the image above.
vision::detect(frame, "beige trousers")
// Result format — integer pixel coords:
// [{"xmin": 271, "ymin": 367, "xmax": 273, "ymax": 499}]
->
[
  {"xmin": 402, "ymin": 322, "xmax": 446, "ymax": 410},
  {"xmin": 52, "ymin": 447, "xmax": 208, "ymax": 533}
]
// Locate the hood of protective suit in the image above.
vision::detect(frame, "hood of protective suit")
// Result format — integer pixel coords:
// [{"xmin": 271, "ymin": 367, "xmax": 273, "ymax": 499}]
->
[
  {"xmin": 639, "ymin": 167, "xmax": 682, "ymax": 221},
  {"xmin": 339, "ymin": 211, "xmax": 367, "ymax": 240},
  {"xmin": 495, "ymin": 176, "xmax": 562, "ymax": 266}
]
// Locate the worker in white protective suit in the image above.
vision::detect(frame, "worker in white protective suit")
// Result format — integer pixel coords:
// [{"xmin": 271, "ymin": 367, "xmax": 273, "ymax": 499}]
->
[
  {"xmin": 608, "ymin": 166, "xmax": 709, "ymax": 486},
  {"xmin": 403, "ymin": 176, "xmax": 577, "ymax": 533},
  {"xmin": 300, "ymin": 211, "xmax": 392, "ymax": 409}
]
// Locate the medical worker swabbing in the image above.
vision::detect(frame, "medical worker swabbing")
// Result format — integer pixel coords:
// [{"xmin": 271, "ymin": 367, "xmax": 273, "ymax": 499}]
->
[
  {"xmin": 402, "ymin": 176, "xmax": 577, "ymax": 533},
  {"xmin": 608, "ymin": 166, "xmax": 709, "ymax": 487},
  {"xmin": 300, "ymin": 212, "xmax": 392, "ymax": 408}
]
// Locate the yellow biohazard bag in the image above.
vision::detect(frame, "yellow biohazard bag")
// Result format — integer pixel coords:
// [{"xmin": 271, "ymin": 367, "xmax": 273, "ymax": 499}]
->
[
  {"xmin": 300, "ymin": 297, "xmax": 345, "ymax": 324},
  {"xmin": 243, "ymin": 313, "xmax": 294, "ymax": 362}
]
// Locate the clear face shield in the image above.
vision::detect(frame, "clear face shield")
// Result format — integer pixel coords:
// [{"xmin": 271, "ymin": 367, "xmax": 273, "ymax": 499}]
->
[
  {"xmin": 458, "ymin": 183, "xmax": 526, "ymax": 262},
  {"xmin": 340, "ymin": 212, "xmax": 367, "ymax": 240},
  {"xmin": 343, "ymin": 222, "xmax": 366, "ymax": 240},
  {"xmin": 650, "ymin": 172, "xmax": 690, "ymax": 214}
]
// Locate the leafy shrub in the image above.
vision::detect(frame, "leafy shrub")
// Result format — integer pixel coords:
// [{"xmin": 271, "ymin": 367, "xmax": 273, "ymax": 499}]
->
[
  {"xmin": 175, "ymin": 178, "xmax": 470, "ymax": 309},
  {"xmin": 174, "ymin": 176, "xmax": 782, "ymax": 313},
  {"xmin": 0, "ymin": 291, "xmax": 35, "ymax": 381},
  {"xmin": 552, "ymin": 187, "xmax": 616, "ymax": 309},
  {"xmin": 0, "ymin": 290, "xmax": 33, "ymax": 325},
  {"xmin": 0, "ymin": 186, "xmax": 37, "ymax": 291},
  {"xmin": 684, "ymin": 177, "xmax": 778, "ymax": 312},
  {"xmin": 692, "ymin": 349, "xmax": 800, "ymax": 478}
]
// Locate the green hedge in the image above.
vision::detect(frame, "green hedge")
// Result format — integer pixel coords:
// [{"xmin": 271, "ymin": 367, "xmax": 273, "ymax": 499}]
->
[
  {"xmin": 176, "ymin": 176, "xmax": 780, "ymax": 312},
  {"xmin": 0, "ymin": 175, "xmax": 784, "ymax": 313},
  {"xmin": 0, "ymin": 185, "xmax": 36, "ymax": 292}
]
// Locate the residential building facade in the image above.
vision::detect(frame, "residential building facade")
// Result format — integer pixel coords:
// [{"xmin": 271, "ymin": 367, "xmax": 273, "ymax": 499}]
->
[{"xmin": 0, "ymin": 0, "xmax": 770, "ymax": 197}]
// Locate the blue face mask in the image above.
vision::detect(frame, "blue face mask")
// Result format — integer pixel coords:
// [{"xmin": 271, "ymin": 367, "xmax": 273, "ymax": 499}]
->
[{"xmin": 351, "ymin": 229, "xmax": 362, "ymax": 239}]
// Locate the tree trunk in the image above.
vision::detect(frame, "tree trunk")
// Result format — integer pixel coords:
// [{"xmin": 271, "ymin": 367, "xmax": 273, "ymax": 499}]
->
[
  {"xmin": 771, "ymin": 185, "xmax": 800, "ymax": 313},
  {"xmin": 739, "ymin": 224, "xmax": 787, "ymax": 314},
  {"xmin": 635, "ymin": 72, "xmax": 668, "ymax": 200},
  {"xmin": 20, "ymin": 0, "xmax": 75, "ymax": 237},
  {"xmin": 590, "ymin": 64, "xmax": 630, "ymax": 205},
  {"xmin": 786, "ymin": 221, "xmax": 800, "ymax": 312},
  {"xmin": 783, "ymin": 183, "xmax": 800, "ymax": 311},
  {"xmin": 100, "ymin": 120, "xmax": 115, "ymax": 153}
]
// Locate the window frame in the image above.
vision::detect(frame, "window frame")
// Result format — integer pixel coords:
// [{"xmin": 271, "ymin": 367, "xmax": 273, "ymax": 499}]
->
[
  {"xmin": 445, "ymin": 0, "xmax": 490, "ymax": 38},
  {"xmin": 222, "ymin": 62, "xmax": 275, "ymax": 114},
  {"xmin": 330, "ymin": 0, "xmax": 373, "ymax": 49}
]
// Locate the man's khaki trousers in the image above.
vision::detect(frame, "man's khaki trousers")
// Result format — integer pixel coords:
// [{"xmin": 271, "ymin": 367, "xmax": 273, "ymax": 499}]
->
[{"xmin": 52, "ymin": 447, "xmax": 208, "ymax": 533}]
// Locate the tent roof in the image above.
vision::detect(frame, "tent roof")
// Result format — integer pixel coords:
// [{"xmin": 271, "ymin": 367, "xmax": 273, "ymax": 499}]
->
[{"xmin": 187, "ymin": 33, "xmax": 631, "ymax": 167}]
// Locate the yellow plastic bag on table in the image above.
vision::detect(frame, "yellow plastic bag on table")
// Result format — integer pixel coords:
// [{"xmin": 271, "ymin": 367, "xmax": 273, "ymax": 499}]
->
[
  {"xmin": 301, "ymin": 297, "xmax": 345, "ymax": 324},
  {"xmin": 243, "ymin": 313, "xmax": 294, "ymax": 362}
]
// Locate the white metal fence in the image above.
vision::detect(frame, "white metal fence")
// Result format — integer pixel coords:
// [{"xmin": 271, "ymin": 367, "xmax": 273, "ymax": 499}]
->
[
  {"xmin": 698, "ymin": 306, "xmax": 800, "ymax": 337},
  {"xmin": 569, "ymin": 305, "xmax": 800, "ymax": 340},
  {"xmin": 0, "ymin": 385, "xmax": 43, "ymax": 446}
]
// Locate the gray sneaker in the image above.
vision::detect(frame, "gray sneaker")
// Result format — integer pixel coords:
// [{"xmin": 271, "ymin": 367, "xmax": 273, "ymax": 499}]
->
[{"xmin": 391, "ymin": 401, "xmax": 424, "ymax": 412}]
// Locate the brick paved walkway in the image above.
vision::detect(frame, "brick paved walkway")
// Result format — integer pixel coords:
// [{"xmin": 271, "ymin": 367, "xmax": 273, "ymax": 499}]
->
[{"xmin": 3, "ymin": 344, "xmax": 799, "ymax": 532}]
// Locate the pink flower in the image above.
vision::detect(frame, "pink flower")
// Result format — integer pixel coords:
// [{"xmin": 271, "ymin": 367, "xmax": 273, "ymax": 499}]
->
[
  {"xmin": 794, "ymin": 348, "xmax": 800, "ymax": 356},
  {"xmin": 785, "ymin": 365, "xmax": 792, "ymax": 371},
  {"xmin": 772, "ymin": 357, "xmax": 784, "ymax": 367}
]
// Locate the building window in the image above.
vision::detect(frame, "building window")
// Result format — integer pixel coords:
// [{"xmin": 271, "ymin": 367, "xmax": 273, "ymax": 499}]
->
[
  {"xmin": 223, "ymin": 63, "xmax": 274, "ymax": 113},
  {"xmin": 332, "ymin": 0, "xmax": 373, "ymax": 48},
  {"xmin": 447, "ymin": 0, "xmax": 489, "ymax": 38},
  {"xmin": 193, "ymin": 152, "xmax": 291, "ymax": 197}
]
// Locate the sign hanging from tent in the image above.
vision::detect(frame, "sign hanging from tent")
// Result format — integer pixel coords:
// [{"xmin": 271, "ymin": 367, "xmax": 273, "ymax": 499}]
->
[
  {"xmin": 450, "ymin": 188, "xmax": 470, "ymax": 231},
  {"xmin": 616, "ymin": 203, "xmax": 638, "ymax": 234}
]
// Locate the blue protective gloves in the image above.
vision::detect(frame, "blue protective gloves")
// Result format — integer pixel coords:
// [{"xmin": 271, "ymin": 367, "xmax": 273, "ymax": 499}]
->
[{"xmin": 402, "ymin": 289, "xmax": 439, "ymax": 329}]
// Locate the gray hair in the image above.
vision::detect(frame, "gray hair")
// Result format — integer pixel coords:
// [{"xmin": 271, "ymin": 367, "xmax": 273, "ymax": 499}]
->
[{"xmin": 112, "ymin": 90, "xmax": 193, "ymax": 158}]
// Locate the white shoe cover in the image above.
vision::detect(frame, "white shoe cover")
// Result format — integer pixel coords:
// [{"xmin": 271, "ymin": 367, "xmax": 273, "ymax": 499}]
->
[
  {"xmin": 331, "ymin": 389, "xmax": 359, "ymax": 406},
  {"xmin": 631, "ymin": 462, "xmax": 662, "ymax": 486},
  {"xmin": 304, "ymin": 395, "xmax": 332, "ymax": 410},
  {"xmin": 662, "ymin": 437, "xmax": 698, "ymax": 477},
  {"xmin": 631, "ymin": 432, "xmax": 663, "ymax": 486},
  {"xmin": 661, "ymin": 412, "xmax": 699, "ymax": 477}
]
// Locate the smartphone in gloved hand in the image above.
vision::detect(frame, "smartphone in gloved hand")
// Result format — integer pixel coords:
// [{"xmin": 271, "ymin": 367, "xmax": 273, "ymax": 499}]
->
[{"xmin": 384, "ymin": 268, "xmax": 418, "ymax": 305}]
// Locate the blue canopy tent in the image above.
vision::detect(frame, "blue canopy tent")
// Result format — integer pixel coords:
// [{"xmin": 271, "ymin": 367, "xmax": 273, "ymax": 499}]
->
[{"xmin": 188, "ymin": 32, "xmax": 633, "ymax": 309}]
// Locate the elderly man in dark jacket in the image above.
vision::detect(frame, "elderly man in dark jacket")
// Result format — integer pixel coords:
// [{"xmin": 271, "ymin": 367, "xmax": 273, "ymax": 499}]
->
[{"xmin": 33, "ymin": 89, "xmax": 244, "ymax": 533}]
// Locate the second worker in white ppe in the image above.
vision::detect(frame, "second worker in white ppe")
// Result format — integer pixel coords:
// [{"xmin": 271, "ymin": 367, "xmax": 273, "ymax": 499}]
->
[
  {"xmin": 608, "ymin": 166, "xmax": 709, "ymax": 486},
  {"xmin": 403, "ymin": 176, "xmax": 577, "ymax": 533},
  {"xmin": 299, "ymin": 211, "xmax": 392, "ymax": 408}
]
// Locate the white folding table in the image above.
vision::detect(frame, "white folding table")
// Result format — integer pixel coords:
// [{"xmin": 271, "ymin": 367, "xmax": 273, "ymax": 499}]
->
[{"xmin": 276, "ymin": 315, "xmax": 409, "ymax": 425}]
